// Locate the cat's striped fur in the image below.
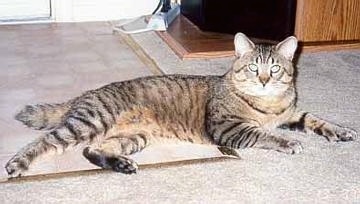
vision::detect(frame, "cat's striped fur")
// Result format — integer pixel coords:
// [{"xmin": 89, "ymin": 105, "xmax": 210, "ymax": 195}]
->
[{"xmin": 6, "ymin": 33, "xmax": 357, "ymax": 177}]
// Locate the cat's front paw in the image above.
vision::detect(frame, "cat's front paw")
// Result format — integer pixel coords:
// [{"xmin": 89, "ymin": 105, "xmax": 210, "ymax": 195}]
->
[
  {"xmin": 111, "ymin": 156, "xmax": 138, "ymax": 174},
  {"xmin": 333, "ymin": 127, "xmax": 357, "ymax": 142},
  {"xmin": 5, "ymin": 155, "xmax": 29, "ymax": 178}
]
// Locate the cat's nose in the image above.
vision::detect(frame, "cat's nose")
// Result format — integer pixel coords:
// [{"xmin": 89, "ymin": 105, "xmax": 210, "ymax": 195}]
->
[{"xmin": 259, "ymin": 75, "xmax": 270, "ymax": 87}]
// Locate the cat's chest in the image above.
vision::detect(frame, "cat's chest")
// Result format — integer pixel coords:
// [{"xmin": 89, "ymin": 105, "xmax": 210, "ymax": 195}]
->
[
  {"xmin": 238, "ymin": 93, "xmax": 295, "ymax": 129},
  {"xmin": 253, "ymin": 108, "xmax": 294, "ymax": 130}
]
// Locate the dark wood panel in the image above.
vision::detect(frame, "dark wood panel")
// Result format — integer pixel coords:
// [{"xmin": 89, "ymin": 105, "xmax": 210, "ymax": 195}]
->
[{"xmin": 295, "ymin": 0, "xmax": 360, "ymax": 42}]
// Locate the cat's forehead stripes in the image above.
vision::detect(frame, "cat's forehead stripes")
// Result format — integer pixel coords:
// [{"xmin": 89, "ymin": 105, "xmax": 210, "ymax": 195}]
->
[
  {"xmin": 268, "ymin": 55, "xmax": 275, "ymax": 64},
  {"xmin": 254, "ymin": 44, "xmax": 276, "ymax": 64},
  {"xmin": 255, "ymin": 55, "xmax": 262, "ymax": 63}
]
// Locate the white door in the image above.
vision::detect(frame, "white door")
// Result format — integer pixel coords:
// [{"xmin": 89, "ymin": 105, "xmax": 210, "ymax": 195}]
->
[{"xmin": 0, "ymin": 0, "xmax": 51, "ymax": 21}]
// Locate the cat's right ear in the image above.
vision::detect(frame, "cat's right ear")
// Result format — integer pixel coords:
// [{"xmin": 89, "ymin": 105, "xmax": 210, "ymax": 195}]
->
[
  {"xmin": 275, "ymin": 36, "xmax": 298, "ymax": 60},
  {"xmin": 234, "ymin": 33, "xmax": 255, "ymax": 57}
]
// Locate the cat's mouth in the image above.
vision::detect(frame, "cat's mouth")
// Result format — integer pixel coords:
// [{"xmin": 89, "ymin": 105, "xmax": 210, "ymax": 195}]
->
[
  {"xmin": 254, "ymin": 87, "xmax": 276, "ymax": 96},
  {"xmin": 244, "ymin": 84, "xmax": 287, "ymax": 97}
]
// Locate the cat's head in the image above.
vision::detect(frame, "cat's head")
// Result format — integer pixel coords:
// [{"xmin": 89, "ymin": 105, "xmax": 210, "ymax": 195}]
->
[{"xmin": 229, "ymin": 33, "xmax": 298, "ymax": 97}]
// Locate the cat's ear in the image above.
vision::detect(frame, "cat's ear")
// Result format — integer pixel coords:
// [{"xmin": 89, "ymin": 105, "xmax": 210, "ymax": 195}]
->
[
  {"xmin": 234, "ymin": 33, "xmax": 255, "ymax": 57},
  {"xmin": 275, "ymin": 36, "xmax": 298, "ymax": 60}
]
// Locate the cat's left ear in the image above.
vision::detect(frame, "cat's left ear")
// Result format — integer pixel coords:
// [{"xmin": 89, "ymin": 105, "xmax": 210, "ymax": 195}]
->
[
  {"xmin": 275, "ymin": 36, "xmax": 298, "ymax": 60},
  {"xmin": 234, "ymin": 33, "xmax": 255, "ymax": 57}
]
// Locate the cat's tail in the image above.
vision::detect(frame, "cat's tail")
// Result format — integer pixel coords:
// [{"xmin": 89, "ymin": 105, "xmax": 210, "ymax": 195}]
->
[{"xmin": 15, "ymin": 103, "xmax": 71, "ymax": 130}]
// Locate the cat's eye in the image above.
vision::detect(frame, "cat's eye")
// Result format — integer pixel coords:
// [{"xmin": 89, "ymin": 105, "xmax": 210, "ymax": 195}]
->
[
  {"xmin": 270, "ymin": 65, "xmax": 281, "ymax": 74},
  {"xmin": 248, "ymin": 64, "xmax": 258, "ymax": 73}
]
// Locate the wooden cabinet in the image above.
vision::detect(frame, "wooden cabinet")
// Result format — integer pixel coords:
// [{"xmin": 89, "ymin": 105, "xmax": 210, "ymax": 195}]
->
[
  {"xmin": 295, "ymin": 0, "xmax": 360, "ymax": 43},
  {"xmin": 159, "ymin": 0, "xmax": 360, "ymax": 59}
]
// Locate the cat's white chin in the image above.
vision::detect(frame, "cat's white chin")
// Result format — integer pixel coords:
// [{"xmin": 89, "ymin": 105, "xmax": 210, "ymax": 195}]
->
[{"xmin": 245, "ymin": 86, "xmax": 285, "ymax": 97}]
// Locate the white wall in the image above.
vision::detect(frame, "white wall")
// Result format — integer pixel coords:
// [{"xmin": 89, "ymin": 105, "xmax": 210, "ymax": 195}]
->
[
  {"xmin": 53, "ymin": 0, "xmax": 160, "ymax": 22},
  {"xmin": 0, "ymin": 0, "xmax": 50, "ymax": 20},
  {"xmin": 0, "ymin": 0, "xmax": 160, "ymax": 23}
]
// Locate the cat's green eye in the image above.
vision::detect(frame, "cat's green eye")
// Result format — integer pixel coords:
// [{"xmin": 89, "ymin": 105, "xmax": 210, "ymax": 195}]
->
[
  {"xmin": 270, "ymin": 65, "xmax": 281, "ymax": 74},
  {"xmin": 248, "ymin": 64, "xmax": 258, "ymax": 73}
]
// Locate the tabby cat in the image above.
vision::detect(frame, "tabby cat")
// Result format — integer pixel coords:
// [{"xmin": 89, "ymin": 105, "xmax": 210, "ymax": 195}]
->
[{"xmin": 5, "ymin": 33, "xmax": 357, "ymax": 177}]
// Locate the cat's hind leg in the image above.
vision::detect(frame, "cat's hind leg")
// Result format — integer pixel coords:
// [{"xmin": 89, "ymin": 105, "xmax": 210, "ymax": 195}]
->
[
  {"xmin": 83, "ymin": 133, "xmax": 148, "ymax": 174},
  {"xmin": 5, "ymin": 127, "xmax": 81, "ymax": 177},
  {"xmin": 5, "ymin": 110, "xmax": 107, "ymax": 177}
]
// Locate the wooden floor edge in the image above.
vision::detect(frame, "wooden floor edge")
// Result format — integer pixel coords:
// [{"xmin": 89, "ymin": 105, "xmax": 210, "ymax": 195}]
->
[
  {"xmin": 300, "ymin": 42, "xmax": 360, "ymax": 53},
  {"xmin": 0, "ymin": 156, "xmax": 240, "ymax": 184},
  {"xmin": 156, "ymin": 30, "xmax": 236, "ymax": 59},
  {"xmin": 156, "ymin": 31, "xmax": 189, "ymax": 59},
  {"xmin": 182, "ymin": 51, "xmax": 235, "ymax": 59}
]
